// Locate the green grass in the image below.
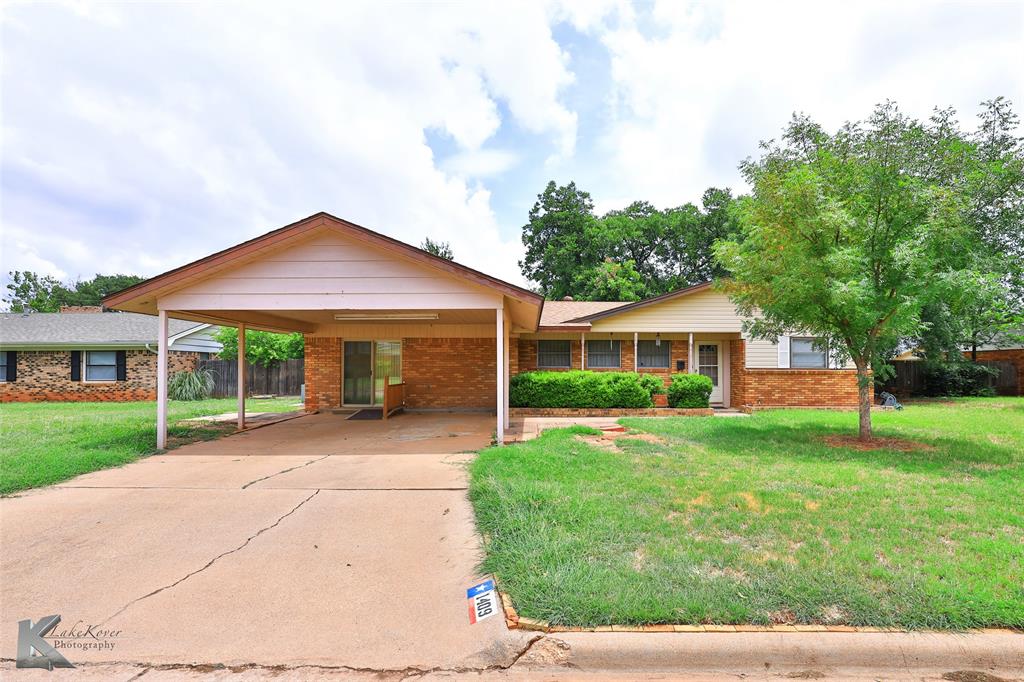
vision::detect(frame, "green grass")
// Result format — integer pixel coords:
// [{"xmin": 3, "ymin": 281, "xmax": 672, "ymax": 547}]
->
[
  {"xmin": 470, "ymin": 398, "xmax": 1024, "ymax": 629},
  {"xmin": 0, "ymin": 397, "xmax": 301, "ymax": 495}
]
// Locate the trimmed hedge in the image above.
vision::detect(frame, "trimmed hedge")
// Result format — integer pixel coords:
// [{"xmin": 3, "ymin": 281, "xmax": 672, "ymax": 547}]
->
[
  {"xmin": 638, "ymin": 373, "xmax": 666, "ymax": 397},
  {"xmin": 667, "ymin": 373, "xmax": 713, "ymax": 408},
  {"xmin": 509, "ymin": 371, "xmax": 653, "ymax": 408}
]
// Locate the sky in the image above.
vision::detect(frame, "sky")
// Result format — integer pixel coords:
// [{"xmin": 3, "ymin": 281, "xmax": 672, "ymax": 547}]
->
[{"xmin": 1, "ymin": 0, "xmax": 1022, "ymax": 291}]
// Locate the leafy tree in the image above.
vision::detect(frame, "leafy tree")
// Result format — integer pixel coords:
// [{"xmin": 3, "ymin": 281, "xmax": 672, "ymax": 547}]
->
[
  {"xmin": 64, "ymin": 274, "xmax": 147, "ymax": 305},
  {"xmin": 3, "ymin": 271, "xmax": 64, "ymax": 312},
  {"xmin": 715, "ymin": 101, "xmax": 1013, "ymax": 440},
  {"xmin": 420, "ymin": 237, "xmax": 454, "ymax": 260},
  {"xmin": 519, "ymin": 181, "xmax": 601, "ymax": 299},
  {"xmin": 214, "ymin": 327, "xmax": 305, "ymax": 367},
  {"xmin": 573, "ymin": 259, "xmax": 645, "ymax": 302},
  {"xmin": 660, "ymin": 188, "xmax": 738, "ymax": 288}
]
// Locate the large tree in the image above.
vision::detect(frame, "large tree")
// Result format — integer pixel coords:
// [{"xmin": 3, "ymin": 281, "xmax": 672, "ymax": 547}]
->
[
  {"xmin": 3, "ymin": 271, "xmax": 147, "ymax": 312},
  {"xmin": 214, "ymin": 327, "xmax": 304, "ymax": 367},
  {"xmin": 715, "ymin": 101, "xmax": 1017, "ymax": 440}
]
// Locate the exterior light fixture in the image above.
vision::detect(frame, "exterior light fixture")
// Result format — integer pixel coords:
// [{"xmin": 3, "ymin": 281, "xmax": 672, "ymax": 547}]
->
[
  {"xmin": 333, "ymin": 313, "xmax": 439, "ymax": 321},
  {"xmin": 655, "ymin": 333, "xmax": 661, "ymax": 347}
]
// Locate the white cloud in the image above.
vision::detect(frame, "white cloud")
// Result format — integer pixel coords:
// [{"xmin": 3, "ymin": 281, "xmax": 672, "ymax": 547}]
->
[{"xmin": 441, "ymin": 149, "xmax": 520, "ymax": 178}]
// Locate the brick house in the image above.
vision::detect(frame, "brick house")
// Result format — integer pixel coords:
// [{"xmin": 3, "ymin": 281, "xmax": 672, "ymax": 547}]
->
[
  {"xmin": 102, "ymin": 213, "xmax": 862, "ymax": 447},
  {"xmin": 0, "ymin": 307, "xmax": 221, "ymax": 402}
]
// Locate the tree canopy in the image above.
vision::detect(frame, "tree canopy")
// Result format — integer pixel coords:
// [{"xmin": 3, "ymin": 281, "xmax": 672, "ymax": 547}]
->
[
  {"xmin": 420, "ymin": 237, "xmax": 454, "ymax": 260},
  {"xmin": 3, "ymin": 271, "xmax": 147, "ymax": 312},
  {"xmin": 519, "ymin": 182, "xmax": 737, "ymax": 301},
  {"xmin": 714, "ymin": 100, "xmax": 1023, "ymax": 439}
]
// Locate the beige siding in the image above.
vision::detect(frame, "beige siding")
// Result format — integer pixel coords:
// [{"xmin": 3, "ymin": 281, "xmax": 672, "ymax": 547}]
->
[
  {"xmin": 745, "ymin": 336, "xmax": 780, "ymax": 368},
  {"xmin": 158, "ymin": 232, "xmax": 502, "ymax": 312},
  {"xmin": 588, "ymin": 289, "xmax": 745, "ymax": 333}
]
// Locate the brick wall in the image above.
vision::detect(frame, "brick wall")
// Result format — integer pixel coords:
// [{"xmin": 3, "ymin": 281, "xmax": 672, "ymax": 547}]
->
[
  {"xmin": 967, "ymin": 348, "xmax": 1024, "ymax": 395},
  {"xmin": 0, "ymin": 349, "xmax": 199, "ymax": 402},
  {"xmin": 738, "ymin": 368, "xmax": 862, "ymax": 408},
  {"xmin": 729, "ymin": 340, "xmax": 746, "ymax": 408},
  {"xmin": 303, "ymin": 336, "xmax": 342, "ymax": 411},
  {"xmin": 404, "ymin": 338, "xmax": 496, "ymax": 409}
]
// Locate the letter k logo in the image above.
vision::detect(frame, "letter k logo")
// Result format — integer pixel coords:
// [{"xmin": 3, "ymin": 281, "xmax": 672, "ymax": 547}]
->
[{"xmin": 17, "ymin": 615, "xmax": 74, "ymax": 669}]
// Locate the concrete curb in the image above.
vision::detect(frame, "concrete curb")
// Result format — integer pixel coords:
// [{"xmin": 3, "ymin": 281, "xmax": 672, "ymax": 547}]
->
[{"xmin": 527, "ymin": 631, "xmax": 1024, "ymax": 676}]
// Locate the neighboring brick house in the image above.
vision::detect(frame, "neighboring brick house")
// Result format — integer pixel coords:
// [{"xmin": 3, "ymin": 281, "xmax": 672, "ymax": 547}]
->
[
  {"xmin": 963, "ymin": 332, "xmax": 1024, "ymax": 396},
  {"xmin": 0, "ymin": 307, "xmax": 221, "ymax": 402},
  {"xmin": 102, "ymin": 213, "xmax": 866, "ymax": 445}
]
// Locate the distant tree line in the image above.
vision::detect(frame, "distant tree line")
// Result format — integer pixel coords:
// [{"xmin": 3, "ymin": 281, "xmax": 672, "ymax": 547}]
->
[{"xmin": 2, "ymin": 272, "xmax": 146, "ymax": 312}]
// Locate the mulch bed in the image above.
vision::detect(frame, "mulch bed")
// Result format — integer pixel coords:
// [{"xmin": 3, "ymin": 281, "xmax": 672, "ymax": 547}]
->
[{"xmin": 819, "ymin": 435, "xmax": 935, "ymax": 452}]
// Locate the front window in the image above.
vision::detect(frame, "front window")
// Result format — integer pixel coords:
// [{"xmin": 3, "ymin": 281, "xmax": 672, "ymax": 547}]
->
[
  {"xmin": 791, "ymin": 337, "xmax": 828, "ymax": 368},
  {"xmin": 0, "ymin": 351, "xmax": 7, "ymax": 381},
  {"xmin": 637, "ymin": 340, "xmax": 670, "ymax": 368},
  {"xmin": 587, "ymin": 339, "xmax": 620, "ymax": 369},
  {"xmin": 85, "ymin": 351, "xmax": 117, "ymax": 381},
  {"xmin": 537, "ymin": 340, "xmax": 571, "ymax": 368}
]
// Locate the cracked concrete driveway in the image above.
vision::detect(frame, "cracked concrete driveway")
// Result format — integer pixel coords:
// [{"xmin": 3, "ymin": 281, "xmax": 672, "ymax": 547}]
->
[{"xmin": 1, "ymin": 412, "xmax": 532, "ymax": 673}]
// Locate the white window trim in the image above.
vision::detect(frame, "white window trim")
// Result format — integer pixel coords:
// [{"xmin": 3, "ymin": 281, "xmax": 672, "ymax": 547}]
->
[
  {"xmin": 790, "ymin": 336, "xmax": 829, "ymax": 369},
  {"xmin": 536, "ymin": 340, "xmax": 571, "ymax": 369},
  {"xmin": 83, "ymin": 350, "xmax": 118, "ymax": 383},
  {"xmin": 586, "ymin": 339, "xmax": 621, "ymax": 369}
]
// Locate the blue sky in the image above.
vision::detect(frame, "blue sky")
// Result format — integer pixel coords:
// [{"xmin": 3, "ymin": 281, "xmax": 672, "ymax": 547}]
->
[{"xmin": 1, "ymin": 1, "xmax": 1022, "ymax": 289}]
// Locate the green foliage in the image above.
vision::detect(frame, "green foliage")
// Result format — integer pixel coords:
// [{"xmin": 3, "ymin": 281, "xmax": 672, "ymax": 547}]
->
[
  {"xmin": 214, "ymin": 327, "xmax": 304, "ymax": 367},
  {"xmin": 3, "ymin": 271, "xmax": 146, "ymax": 312},
  {"xmin": 921, "ymin": 361, "xmax": 998, "ymax": 397},
  {"xmin": 167, "ymin": 368, "xmax": 215, "ymax": 401},
  {"xmin": 637, "ymin": 373, "xmax": 666, "ymax": 397},
  {"xmin": 666, "ymin": 373, "xmax": 713, "ymax": 408},
  {"xmin": 509, "ymin": 370, "xmax": 653, "ymax": 408},
  {"xmin": 714, "ymin": 100, "xmax": 1021, "ymax": 438},
  {"xmin": 420, "ymin": 237, "xmax": 454, "ymax": 260},
  {"xmin": 518, "ymin": 182, "xmax": 737, "ymax": 300}
]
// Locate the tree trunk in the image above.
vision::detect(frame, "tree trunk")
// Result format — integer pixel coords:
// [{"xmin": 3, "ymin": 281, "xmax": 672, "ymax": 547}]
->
[{"xmin": 855, "ymin": 361, "xmax": 872, "ymax": 441}]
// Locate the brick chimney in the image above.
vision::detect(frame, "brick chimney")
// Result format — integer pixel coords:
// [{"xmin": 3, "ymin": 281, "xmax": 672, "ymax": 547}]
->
[{"xmin": 60, "ymin": 306, "xmax": 104, "ymax": 314}]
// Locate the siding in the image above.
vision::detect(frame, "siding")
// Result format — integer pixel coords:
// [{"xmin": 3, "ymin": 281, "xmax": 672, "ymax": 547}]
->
[
  {"xmin": 588, "ymin": 289, "xmax": 745, "ymax": 333},
  {"xmin": 169, "ymin": 326, "xmax": 223, "ymax": 353},
  {"xmin": 158, "ymin": 232, "xmax": 502, "ymax": 312}
]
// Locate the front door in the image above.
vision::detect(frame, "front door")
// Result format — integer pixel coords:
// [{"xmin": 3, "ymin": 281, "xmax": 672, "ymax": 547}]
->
[
  {"xmin": 343, "ymin": 341, "xmax": 373, "ymax": 405},
  {"xmin": 697, "ymin": 343, "xmax": 723, "ymax": 404}
]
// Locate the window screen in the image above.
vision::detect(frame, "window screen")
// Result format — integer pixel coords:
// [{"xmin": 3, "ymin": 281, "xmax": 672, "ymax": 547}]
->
[
  {"xmin": 586, "ymin": 340, "xmax": 620, "ymax": 368},
  {"xmin": 537, "ymin": 340, "xmax": 571, "ymax": 368},
  {"xmin": 791, "ymin": 337, "xmax": 827, "ymax": 368},
  {"xmin": 85, "ymin": 351, "xmax": 117, "ymax": 381},
  {"xmin": 0, "ymin": 352, "xmax": 7, "ymax": 381},
  {"xmin": 637, "ymin": 340, "xmax": 670, "ymax": 368}
]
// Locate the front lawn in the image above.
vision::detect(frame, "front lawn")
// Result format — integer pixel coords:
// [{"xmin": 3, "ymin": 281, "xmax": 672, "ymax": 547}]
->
[
  {"xmin": 0, "ymin": 397, "xmax": 301, "ymax": 495},
  {"xmin": 470, "ymin": 398, "xmax": 1024, "ymax": 629}
]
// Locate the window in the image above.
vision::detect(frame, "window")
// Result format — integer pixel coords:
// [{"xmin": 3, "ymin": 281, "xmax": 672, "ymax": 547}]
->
[
  {"xmin": 791, "ymin": 337, "xmax": 827, "ymax": 368},
  {"xmin": 0, "ymin": 352, "xmax": 7, "ymax": 382},
  {"xmin": 637, "ymin": 340, "xmax": 670, "ymax": 368},
  {"xmin": 85, "ymin": 351, "xmax": 117, "ymax": 381},
  {"xmin": 587, "ymin": 339, "xmax": 620, "ymax": 369},
  {"xmin": 537, "ymin": 340, "xmax": 571, "ymax": 368}
]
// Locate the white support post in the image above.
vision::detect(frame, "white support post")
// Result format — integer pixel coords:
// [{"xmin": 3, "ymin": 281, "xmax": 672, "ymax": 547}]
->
[
  {"xmin": 688, "ymin": 333, "xmax": 694, "ymax": 373},
  {"xmin": 237, "ymin": 324, "xmax": 246, "ymax": 430},
  {"xmin": 580, "ymin": 332, "xmax": 586, "ymax": 369},
  {"xmin": 633, "ymin": 332, "xmax": 639, "ymax": 372},
  {"xmin": 157, "ymin": 310, "xmax": 168, "ymax": 449},
  {"xmin": 495, "ymin": 308, "xmax": 505, "ymax": 443},
  {"xmin": 503, "ymin": 315, "xmax": 510, "ymax": 428}
]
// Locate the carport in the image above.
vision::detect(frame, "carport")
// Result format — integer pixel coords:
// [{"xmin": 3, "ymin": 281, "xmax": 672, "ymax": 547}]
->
[{"xmin": 103, "ymin": 213, "xmax": 543, "ymax": 447}]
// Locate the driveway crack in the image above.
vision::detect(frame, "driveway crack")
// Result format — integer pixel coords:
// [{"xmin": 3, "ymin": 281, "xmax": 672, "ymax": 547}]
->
[
  {"xmin": 102, "ymin": 490, "xmax": 321, "ymax": 624},
  {"xmin": 241, "ymin": 455, "xmax": 330, "ymax": 489}
]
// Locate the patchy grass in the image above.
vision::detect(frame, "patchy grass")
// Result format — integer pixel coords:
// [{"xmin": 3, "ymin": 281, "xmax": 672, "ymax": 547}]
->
[
  {"xmin": 470, "ymin": 398, "xmax": 1024, "ymax": 629},
  {"xmin": 0, "ymin": 397, "xmax": 301, "ymax": 495}
]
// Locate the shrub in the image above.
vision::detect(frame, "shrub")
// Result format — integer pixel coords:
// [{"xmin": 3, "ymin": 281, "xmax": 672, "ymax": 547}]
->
[
  {"xmin": 921, "ymin": 361, "xmax": 998, "ymax": 397},
  {"xmin": 509, "ymin": 371, "xmax": 653, "ymax": 408},
  {"xmin": 638, "ymin": 373, "xmax": 666, "ymax": 397},
  {"xmin": 667, "ymin": 373, "xmax": 713, "ymax": 408},
  {"xmin": 168, "ymin": 368, "xmax": 215, "ymax": 401}
]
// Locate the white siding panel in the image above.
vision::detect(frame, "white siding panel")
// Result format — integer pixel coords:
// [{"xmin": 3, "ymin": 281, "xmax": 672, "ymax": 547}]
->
[
  {"xmin": 159, "ymin": 292, "xmax": 501, "ymax": 310},
  {"xmin": 745, "ymin": 337, "xmax": 781, "ymax": 368},
  {"xmin": 589, "ymin": 289, "xmax": 745, "ymax": 333}
]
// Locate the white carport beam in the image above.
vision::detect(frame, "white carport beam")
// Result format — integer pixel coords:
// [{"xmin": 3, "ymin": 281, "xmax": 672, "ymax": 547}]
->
[
  {"xmin": 634, "ymin": 332, "xmax": 638, "ymax": 372},
  {"xmin": 237, "ymin": 324, "xmax": 246, "ymax": 430},
  {"xmin": 157, "ymin": 310, "xmax": 168, "ymax": 449},
  {"xmin": 495, "ymin": 308, "xmax": 505, "ymax": 443}
]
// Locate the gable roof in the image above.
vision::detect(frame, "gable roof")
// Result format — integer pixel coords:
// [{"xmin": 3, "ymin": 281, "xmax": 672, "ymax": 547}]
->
[
  {"xmin": 538, "ymin": 300, "xmax": 629, "ymax": 330},
  {"xmin": 103, "ymin": 212, "xmax": 543, "ymax": 313},
  {"xmin": 563, "ymin": 282, "xmax": 714, "ymax": 324},
  {"xmin": 0, "ymin": 312, "xmax": 210, "ymax": 348}
]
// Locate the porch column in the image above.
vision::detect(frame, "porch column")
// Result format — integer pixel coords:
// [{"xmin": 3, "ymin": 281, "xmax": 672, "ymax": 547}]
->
[
  {"xmin": 580, "ymin": 332, "xmax": 585, "ymax": 369},
  {"xmin": 495, "ymin": 308, "xmax": 505, "ymax": 442},
  {"xmin": 237, "ymin": 324, "xmax": 246, "ymax": 430},
  {"xmin": 633, "ymin": 332, "xmax": 638, "ymax": 372},
  {"xmin": 157, "ymin": 310, "xmax": 168, "ymax": 449},
  {"xmin": 503, "ymin": 313, "xmax": 510, "ymax": 428},
  {"xmin": 688, "ymin": 333, "xmax": 694, "ymax": 373}
]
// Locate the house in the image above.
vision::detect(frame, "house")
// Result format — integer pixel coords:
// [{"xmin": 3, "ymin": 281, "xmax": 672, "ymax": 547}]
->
[
  {"xmin": 0, "ymin": 307, "xmax": 221, "ymax": 402},
  {"xmin": 102, "ymin": 213, "xmax": 860, "ymax": 446},
  {"xmin": 964, "ymin": 332, "xmax": 1024, "ymax": 395}
]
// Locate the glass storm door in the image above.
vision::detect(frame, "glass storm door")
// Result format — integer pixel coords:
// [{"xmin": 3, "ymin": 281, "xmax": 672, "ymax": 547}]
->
[
  {"xmin": 343, "ymin": 341, "xmax": 373, "ymax": 405},
  {"xmin": 373, "ymin": 341, "xmax": 402, "ymax": 404},
  {"xmin": 697, "ymin": 343, "xmax": 723, "ymax": 403}
]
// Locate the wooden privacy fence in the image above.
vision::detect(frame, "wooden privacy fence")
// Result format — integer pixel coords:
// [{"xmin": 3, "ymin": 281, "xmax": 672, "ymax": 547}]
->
[
  {"xmin": 198, "ymin": 358, "xmax": 304, "ymax": 398},
  {"xmin": 883, "ymin": 360, "xmax": 1018, "ymax": 397}
]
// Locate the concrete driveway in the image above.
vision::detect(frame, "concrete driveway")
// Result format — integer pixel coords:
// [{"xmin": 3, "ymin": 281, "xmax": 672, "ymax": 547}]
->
[{"xmin": 1, "ymin": 412, "xmax": 533, "ymax": 674}]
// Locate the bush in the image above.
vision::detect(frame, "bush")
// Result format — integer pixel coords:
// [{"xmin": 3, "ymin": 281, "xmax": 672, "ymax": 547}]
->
[
  {"xmin": 509, "ymin": 371, "xmax": 653, "ymax": 408},
  {"xmin": 637, "ymin": 373, "xmax": 666, "ymax": 397},
  {"xmin": 168, "ymin": 368, "xmax": 215, "ymax": 401},
  {"xmin": 921, "ymin": 361, "xmax": 998, "ymax": 397},
  {"xmin": 667, "ymin": 373, "xmax": 713, "ymax": 408}
]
